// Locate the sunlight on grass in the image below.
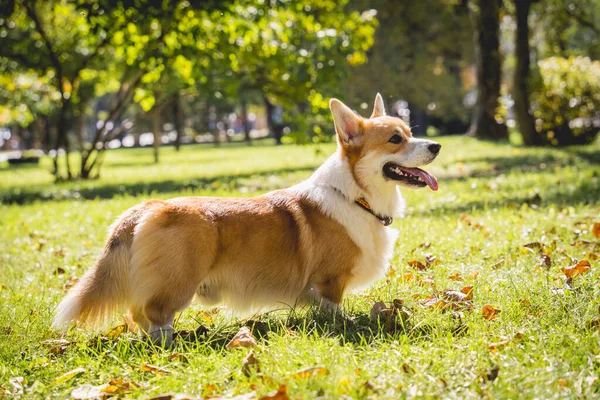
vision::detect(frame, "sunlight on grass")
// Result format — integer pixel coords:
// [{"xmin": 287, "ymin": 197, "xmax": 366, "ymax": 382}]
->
[{"xmin": 1, "ymin": 137, "xmax": 599, "ymax": 398}]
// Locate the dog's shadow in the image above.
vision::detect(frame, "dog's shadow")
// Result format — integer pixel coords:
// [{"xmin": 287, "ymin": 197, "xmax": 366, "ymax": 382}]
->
[{"xmin": 171, "ymin": 306, "xmax": 459, "ymax": 350}]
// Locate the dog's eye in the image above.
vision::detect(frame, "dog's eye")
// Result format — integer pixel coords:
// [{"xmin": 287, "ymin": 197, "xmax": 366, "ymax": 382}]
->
[{"xmin": 388, "ymin": 134, "xmax": 403, "ymax": 144}]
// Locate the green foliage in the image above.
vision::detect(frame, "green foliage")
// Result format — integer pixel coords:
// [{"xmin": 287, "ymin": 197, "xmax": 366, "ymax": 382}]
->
[
  {"xmin": 531, "ymin": 56, "xmax": 600, "ymax": 146},
  {"xmin": 345, "ymin": 0, "xmax": 473, "ymax": 124}
]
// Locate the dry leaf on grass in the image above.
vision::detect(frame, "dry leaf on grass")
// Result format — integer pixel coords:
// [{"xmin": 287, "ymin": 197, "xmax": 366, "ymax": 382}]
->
[
  {"xmin": 482, "ymin": 305, "xmax": 500, "ymax": 321},
  {"xmin": 41, "ymin": 339, "xmax": 71, "ymax": 355},
  {"xmin": 369, "ymin": 299, "xmax": 411, "ymax": 333},
  {"xmin": 448, "ymin": 273, "xmax": 463, "ymax": 281},
  {"xmin": 460, "ymin": 286, "xmax": 474, "ymax": 300},
  {"xmin": 469, "ymin": 270, "xmax": 480, "ymax": 279},
  {"xmin": 147, "ymin": 395, "xmax": 199, "ymax": 400},
  {"xmin": 291, "ymin": 366, "xmax": 330, "ymax": 379},
  {"xmin": 408, "ymin": 260, "xmax": 427, "ymax": 271},
  {"xmin": 425, "ymin": 254, "xmax": 439, "ymax": 267},
  {"xmin": 168, "ymin": 353, "xmax": 189, "ymax": 363},
  {"xmin": 562, "ymin": 260, "xmax": 591, "ymax": 283},
  {"xmin": 400, "ymin": 272, "xmax": 416, "ymax": 282},
  {"xmin": 488, "ymin": 332, "xmax": 525, "ymax": 351},
  {"xmin": 52, "ymin": 367, "xmax": 86, "ymax": 385},
  {"xmin": 105, "ymin": 324, "xmax": 127, "ymax": 340},
  {"xmin": 482, "ymin": 366, "xmax": 500, "ymax": 382},
  {"xmin": 71, "ymin": 384, "xmax": 109, "ymax": 399},
  {"xmin": 523, "ymin": 242, "xmax": 543, "ymax": 253},
  {"xmin": 592, "ymin": 222, "xmax": 600, "ymax": 238},
  {"xmin": 226, "ymin": 326, "xmax": 257, "ymax": 350},
  {"xmin": 442, "ymin": 290, "xmax": 469, "ymax": 302},
  {"xmin": 141, "ymin": 362, "xmax": 171, "ymax": 375},
  {"xmin": 242, "ymin": 351, "xmax": 260, "ymax": 377},
  {"xmin": 558, "ymin": 378, "xmax": 569, "ymax": 387},
  {"xmin": 259, "ymin": 384, "xmax": 289, "ymax": 400}
]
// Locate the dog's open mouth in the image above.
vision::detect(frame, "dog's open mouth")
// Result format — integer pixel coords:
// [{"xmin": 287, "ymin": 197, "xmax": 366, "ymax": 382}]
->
[{"xmin": 383, "ymin": 162, "xmax": 439, "ymax": 191}]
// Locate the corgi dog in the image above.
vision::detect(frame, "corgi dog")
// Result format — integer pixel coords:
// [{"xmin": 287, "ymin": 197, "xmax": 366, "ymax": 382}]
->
[{"xmin": 53, "ymin": 94, "xmax": 441, "ymax": 346}]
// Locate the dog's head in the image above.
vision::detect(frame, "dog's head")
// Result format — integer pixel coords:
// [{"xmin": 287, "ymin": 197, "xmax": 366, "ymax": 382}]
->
[{"xmin": 330, "ymin": 93, "xmax": 440, "ymax": 192}]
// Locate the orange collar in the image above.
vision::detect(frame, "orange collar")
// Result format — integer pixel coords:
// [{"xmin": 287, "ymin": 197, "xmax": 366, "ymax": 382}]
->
[{"xmin": 354, "ymin": 197, "xmax": 394, "ymax": 226}]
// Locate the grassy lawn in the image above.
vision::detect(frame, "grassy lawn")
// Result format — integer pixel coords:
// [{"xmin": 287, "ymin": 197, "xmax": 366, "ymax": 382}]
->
[{"xmin": 1, "ymin": 136, "xmax": 599, "ymax": 399}]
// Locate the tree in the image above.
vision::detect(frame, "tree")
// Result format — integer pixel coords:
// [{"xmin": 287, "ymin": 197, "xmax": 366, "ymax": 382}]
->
[
  {"xmin": 213, "ymin": 0, "xmax": 377, "ymax": 144},
  {"xmin": 467, "ymin": 0, "xmax": 508, "ymax": 140},
  {"xmin": 513, "ymin": 0, "xmax": 544, "ymax": 146},
  {"xmin": 1, "ymin": 0, "xmax": 120, "ymax": 179},
  {"xmin": 346, "ymin": 0, "xmax": 473, "ymax": 135}
]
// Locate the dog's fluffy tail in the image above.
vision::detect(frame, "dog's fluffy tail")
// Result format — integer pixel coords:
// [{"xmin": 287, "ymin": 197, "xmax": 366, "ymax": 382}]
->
[{"xmin": 53, "ymin": 207, "xmax": 142, "ymax": 329}]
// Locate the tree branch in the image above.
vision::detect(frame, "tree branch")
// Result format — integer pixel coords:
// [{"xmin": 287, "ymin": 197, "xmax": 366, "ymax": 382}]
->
[
  {"xmin": 564, "ymin": 5, "xmax": 599, "ymax": 35},
  {"xmin": 23, "ymin": 0, "xmax": 64, "ymax": 90}
]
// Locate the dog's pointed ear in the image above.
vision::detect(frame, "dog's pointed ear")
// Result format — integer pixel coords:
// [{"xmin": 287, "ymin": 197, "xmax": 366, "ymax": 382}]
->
[
  {"xmin": 330, "ymin": 98, "xmax": 363, "ymax": 146},
  {"xmin": 370, "ymin": 93, "xmax": 386, "ymax": 118}
]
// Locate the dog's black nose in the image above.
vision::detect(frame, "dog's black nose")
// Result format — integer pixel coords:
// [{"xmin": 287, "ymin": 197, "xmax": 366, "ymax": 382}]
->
[{"xmin": 428, "ymin": 143, "xmax": 441, "ymax": 155}]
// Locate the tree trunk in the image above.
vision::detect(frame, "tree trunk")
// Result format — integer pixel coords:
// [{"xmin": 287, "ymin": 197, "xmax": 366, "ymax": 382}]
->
[
  {"xmin": 467, "ymin": 0, "xmax": 508, "ymax": 140},
  {"xmin": 240, "ymin": 99, "xmax": 252, "ymax": 145},
  {"xmin": 172, "ymin": 93, "xmax": 183, "ymax": 152},
  {"xmin": 264, "ymin": 96, "xmax": 283, "ymax": 145},
  {"xmin": 53, "ymin": 97, "xmax": 73, "ymax": 179},
  {"xmin": 152, "ymin": 108, "xmax": 161, "ymax": 163},
  {"xmin": 76, "ymin": 101, "xmax": 86, "ymax": 152},
  {"xmin": 513, "ymin": 0, "xmax": 543, "ymax": 146}
]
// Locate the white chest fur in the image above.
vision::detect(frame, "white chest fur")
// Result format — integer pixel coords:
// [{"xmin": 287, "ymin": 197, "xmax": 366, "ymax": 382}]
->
[{"xmin": 293, "ymin": 153, "xmax": 404, "ymax": 292}]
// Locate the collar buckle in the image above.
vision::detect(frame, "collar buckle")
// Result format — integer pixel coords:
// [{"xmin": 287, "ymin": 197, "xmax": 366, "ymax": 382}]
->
[{"xmin": 354, "ymin": 197, "xmax": 393, "ymax": 226}]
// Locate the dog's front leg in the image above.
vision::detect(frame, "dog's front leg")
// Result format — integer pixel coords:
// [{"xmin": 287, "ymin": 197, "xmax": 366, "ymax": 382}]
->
[{"xmin": 301, "ymin": 280, "xmax": 345, "ymax": 313}]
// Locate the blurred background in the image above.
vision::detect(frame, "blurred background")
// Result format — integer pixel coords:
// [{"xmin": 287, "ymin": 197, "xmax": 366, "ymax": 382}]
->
[{"xmin": 0, "ymin": 0, "xmax": 598, "ymax": 180}]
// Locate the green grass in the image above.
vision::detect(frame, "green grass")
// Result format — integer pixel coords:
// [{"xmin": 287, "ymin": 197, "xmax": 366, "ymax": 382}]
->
[{"xmin": 1, "ymin": 137, "xmax": 599, "ymax": 399}]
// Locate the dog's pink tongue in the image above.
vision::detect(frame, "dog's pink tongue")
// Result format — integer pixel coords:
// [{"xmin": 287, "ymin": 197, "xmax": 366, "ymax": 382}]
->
[{"xmin": 402, "ymin": 167, "xmax": 439, "ymax": 191}]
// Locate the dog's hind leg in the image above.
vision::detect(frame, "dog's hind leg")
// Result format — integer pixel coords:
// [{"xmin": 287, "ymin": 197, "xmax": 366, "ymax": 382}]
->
[{"xmin": 129, "ymin": 207, "xmax": 218, "ymax": 346}]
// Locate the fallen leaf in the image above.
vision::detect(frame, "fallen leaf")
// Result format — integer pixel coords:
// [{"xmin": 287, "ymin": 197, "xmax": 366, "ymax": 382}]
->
[
  {"xmin": 408, "ymin": 260, "xmax": 427, "ymax": 271},
  {"xmin": 562, "ymin": 260, "xmax": 591, "ymax": 280},
  {"xmin": 425, "ymin": 254, "xmax": 439, "ymax": 267},
  {"xmin": 369, "ymin": 301, "xmax": 387, "ymax": 322},
  {"xmin": 42, "ymin": 339, "xmax": 71, "ymax": 355},
  {"xmin": 226, "ymin": 327, "xmax": 257, "ymax": 350},
  {"xmin": 487, "ymin": 339, "xmax": 511, "ymax": 351},
  {"xmin": 291, "ymin": 366, "xmax": 330, "ymax": 379},
  {"xmin": 558, "ymin": 378, "xmax": 568, "ymax": 387},
  {"xmin": 53, "ymin": 367, "xmax": 86, "ymax": 385},
  {"xmin": 491, "ymin": 259, "xmax": 505, "ymax": 269},
  {"xmin": 370, "ymin": 299, "xmax": 411, "ymax": 333},
  {"xmin": 483, "ymin": 366, "xmax": 500, "ymax": 382},
  {"xmin": 460, "ymin": 286, "xmax": 474, "ymax": 300},
  {"xmin": 400, "ymin": 272, "xmax": 416, "ymax": 282},
  {"xmin": 442, "ymin": 290, "xmax": 469, "ymax": 302},
  {"xmin": 71, "ymin": 384, "xmax": 108, "ymax": 399},
  {"xmin": 259, "ymin": 384, "xmax": 289, "ymax": 400},
  {"xmin": 242, "ymin": 351, "xmax": 260, "ymax": 377},
  {"xmin": 482, "ymin": 305, "xmax": 500, "ymax": 321},
  {"xmin": 469, "ymin": 270, "xmax": 480, "ymax": 279},
  {"xmin": 539, "ymin": 254, "xmax": 552, "ymax": 268},
  {"xmin": 141, "ymin": 362, "xmax": 171, "ymax": 375},
  {"xmin": 147, "ymin": 395, "xmax": 200, "ymax": 400},
  {"xmin": 105, "ymin": 324, "xmax": 127, "ymax": 340},
  {"xmin": 592, "ymin": 222, "xmax": 600, "ymax": 238},
  {"xmin": 168, "ymin": 353, "xmax": 189, "ymax": 363},
  {"xmin": 448, "ymin": 273, "xmax": 463, "ymax": 281},
  {"xmin": 54, "ymin": 267, "xmax": 66, "ymax": 275},
  {"xmin": 418, "ymin": 276, "xmax": 436, "ymax": 287},
  {"xmin": 523, "ymin": 242, "xmax": 543, "ymax": 253},
  {"xmin": 487, "ymin": 332, "xmax": 525, "ymax": 351}
]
